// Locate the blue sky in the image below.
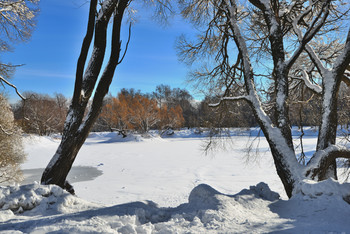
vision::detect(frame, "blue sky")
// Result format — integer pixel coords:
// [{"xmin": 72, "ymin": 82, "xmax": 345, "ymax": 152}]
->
[{"xmin": 2, "ymin": 0, "xmax": 199, "ymax": 103}]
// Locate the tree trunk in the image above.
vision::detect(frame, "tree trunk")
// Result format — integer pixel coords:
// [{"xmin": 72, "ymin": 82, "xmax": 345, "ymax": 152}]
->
[
  {"xmin": 41, "ymin": 0, "xmax": 129, "ymax": 192},
  {"xmin": 315, "ymin": 74, "xmax": 340, "ymax": 180},
  {"xmin": 40, "ymin": 130, "xmax": 88, "ymax": 192},
  {"xmin": 252, "ymin": 108, "xmax": 297, "ymax": 198},
  {"xmin": 269, "ymin": 143, "xmax": 295, "ymax": 198}
]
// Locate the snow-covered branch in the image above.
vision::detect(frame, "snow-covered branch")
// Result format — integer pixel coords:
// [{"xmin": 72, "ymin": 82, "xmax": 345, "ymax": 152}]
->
[
  {"xmin": 292, "ymin": 70, "xmax": 322, "ymax": 94},
  {"xmin": 0, "ymin": 75, "xmax": 25, "ymax": 100},
  {"xmin": 248, "ymin": 0, "xmax": 278, "ymax": 36},
  {"xmin": 225, "ymin": 2, "xmax": 303, "ymax": 196},
  {"xmin": 306, "ymin": 145, "xmax": 350, "ymax": 180},
  {"xmin": 209, "ymin": 96, "xmax": 251, "ymax": 107},
  {"xmin": 225, "ymin": 1, "xmax": 255, "ymax": 97},
  {"xmin": 304, "ymin": 44, "xmax": 327, "ymax": 77}
]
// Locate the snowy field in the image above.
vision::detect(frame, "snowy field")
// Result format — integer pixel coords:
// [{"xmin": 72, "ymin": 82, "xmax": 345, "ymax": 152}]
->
[{"xmin": 1, "ymin": 128, "xmax": 350, "ymax": 233}]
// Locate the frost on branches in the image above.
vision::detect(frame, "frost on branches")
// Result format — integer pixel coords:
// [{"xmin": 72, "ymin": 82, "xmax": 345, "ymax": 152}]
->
[
  {"xmin": 178, "ymin": 0, "xmax": 350, "ymax": 199},
  {"xmin": 0, "ymin": 0, "xmax": 38, "ymax": 97},
  {"xmin": 0, "ymin": 0, "xmax": 38, "ymax": 46}
]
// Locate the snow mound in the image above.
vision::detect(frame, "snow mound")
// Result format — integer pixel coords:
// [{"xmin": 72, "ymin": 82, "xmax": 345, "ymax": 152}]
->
[
  {"xmin": 293, "ymin": 178, "xmax": 350, "ymax": 200},
  {"xmin": 188, "ymin": 184, "xmax": 222, "ymax": 209},
  {"xmin": 236, "ymin": 182, "xmax": 280, "ymax": 201},
  {"xmin": 0, "ymin": 183, "xmax": 97, "ymax": 218}
]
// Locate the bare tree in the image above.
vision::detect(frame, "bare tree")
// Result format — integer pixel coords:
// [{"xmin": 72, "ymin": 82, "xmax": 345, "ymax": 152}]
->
[
  {"xmin": 153, "ymin": 84, "xmax": 172, "ymax": 109},
  {"xmin": 13, "ymin": 92, "xmax": 67, "ymax": 135},
  {"xmin": 178, "ymin": 0, "xmax": 350, "ymax": 198}
]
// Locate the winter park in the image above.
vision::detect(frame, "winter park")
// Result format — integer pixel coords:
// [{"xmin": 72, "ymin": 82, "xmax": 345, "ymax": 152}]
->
[{"xmin": 1, "ymin": 0, "xmax": 350, "ymax": 233}]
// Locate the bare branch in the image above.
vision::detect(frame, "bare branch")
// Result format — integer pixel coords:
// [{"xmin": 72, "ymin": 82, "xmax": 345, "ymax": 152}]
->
[
  {"xmin": 286, "ymin": 1, "xmax": 331, "ymax": 70},
  {"xmin": 118, "ymin": 22, "xmax": 132, "ymax": 64}
]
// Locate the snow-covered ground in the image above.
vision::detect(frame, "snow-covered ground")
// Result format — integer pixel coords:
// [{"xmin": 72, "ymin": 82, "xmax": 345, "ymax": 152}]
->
[{"xmin": 1, "ymin": 128, "xmax": 350, "ymax": 233}]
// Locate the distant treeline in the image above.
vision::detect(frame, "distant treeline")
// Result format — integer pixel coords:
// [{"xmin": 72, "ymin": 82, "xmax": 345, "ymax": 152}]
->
[{"xmin": 11, "ymin": 84, "xmax": 350, "ymax": 136}]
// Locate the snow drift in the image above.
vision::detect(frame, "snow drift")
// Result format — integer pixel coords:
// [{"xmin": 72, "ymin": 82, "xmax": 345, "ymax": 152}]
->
[{"xmin": 1, "ymin": 181, "xmax": 350, "ymax": 233}]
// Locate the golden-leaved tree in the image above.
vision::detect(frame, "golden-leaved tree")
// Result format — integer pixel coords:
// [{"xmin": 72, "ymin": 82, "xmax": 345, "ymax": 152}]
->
[{"xmin": 100, "ymin": 93, "xmax": 185, "ymax": 133}]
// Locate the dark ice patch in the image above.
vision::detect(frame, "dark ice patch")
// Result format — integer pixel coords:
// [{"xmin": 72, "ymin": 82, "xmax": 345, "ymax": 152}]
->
[{"xmin": 21, "ymin": 166, "xmax": 103, "ymax": 185}]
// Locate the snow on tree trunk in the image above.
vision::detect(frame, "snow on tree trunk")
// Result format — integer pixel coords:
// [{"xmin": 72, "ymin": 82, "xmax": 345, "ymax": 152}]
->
[{"xmin": 314, "ymin": 71, "xmax": 340, "ymax": 180}]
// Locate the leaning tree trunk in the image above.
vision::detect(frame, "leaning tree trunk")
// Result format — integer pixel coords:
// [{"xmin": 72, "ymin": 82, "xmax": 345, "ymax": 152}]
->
[{"xmin": 41, "ymin": 0, "xmax": 130, "ymax": 192}]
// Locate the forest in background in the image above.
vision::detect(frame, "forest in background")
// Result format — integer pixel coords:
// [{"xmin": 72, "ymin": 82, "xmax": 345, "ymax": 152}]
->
[{"xmin": 7, "ymin": 81, "xmax": 350, "ymax": 136}]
